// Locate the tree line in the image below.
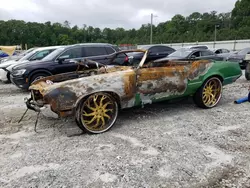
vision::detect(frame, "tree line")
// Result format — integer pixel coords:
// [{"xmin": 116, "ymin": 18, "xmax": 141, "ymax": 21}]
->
[{"xmin": 0, "ymin": 0, "xmax": 249, "ymax": 48}]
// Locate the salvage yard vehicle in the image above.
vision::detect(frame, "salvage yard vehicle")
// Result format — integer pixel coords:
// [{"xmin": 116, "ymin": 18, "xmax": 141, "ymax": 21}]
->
[
  {"xmin": 26, "ymin": 49, "xmax": 242, "ymax": 134},
  {"xmin": 158, "ymin": 48, "xmax": 225, "ymax": 61},
  {"xmin": 218, "ymin": 47, "xmax": 250, "ymax": 69},
  {"xmin": 10, "ymin": 43, "xmax": 122, "ymax": 89}
]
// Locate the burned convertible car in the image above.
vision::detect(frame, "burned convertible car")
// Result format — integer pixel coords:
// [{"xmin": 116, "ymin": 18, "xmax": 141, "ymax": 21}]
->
[{"xmin": 26, "ymin": 49, "xmax": 242, "ymax": 134}]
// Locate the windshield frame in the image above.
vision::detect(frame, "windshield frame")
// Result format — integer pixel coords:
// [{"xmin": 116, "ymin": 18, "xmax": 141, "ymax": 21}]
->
[
  {"xmin": 18, "ymin": 50, "xmax": 38, "ymax": 61},
  {"xmin": 168, "ymin": 48, "xmax": 193, "ymax": 58}
]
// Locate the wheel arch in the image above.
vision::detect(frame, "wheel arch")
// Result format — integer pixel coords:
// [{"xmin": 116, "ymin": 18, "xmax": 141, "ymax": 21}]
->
[
  {"xmin": 192, "ymin": 74, "xmax": 224, "ymax": 95},
  {"xmin": 74, "ymin": 91, "xmax": 122, "ymax": 111},
  {"xmin": 202, "ymin": 73, "xmax": 224, "ymax": 84},
  {"xmin": 28, "ymin": 69, "xmax": 52, "ymax": 82}
]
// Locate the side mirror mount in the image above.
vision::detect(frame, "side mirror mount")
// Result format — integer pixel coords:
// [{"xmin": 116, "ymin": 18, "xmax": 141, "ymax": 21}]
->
[{"xmin": 57, "ymin": 55, "xmax": 70, "ymax": 63}]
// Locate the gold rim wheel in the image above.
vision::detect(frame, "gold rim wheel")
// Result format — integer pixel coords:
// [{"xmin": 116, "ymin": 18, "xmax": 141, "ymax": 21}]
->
[
  {"xmin": 202, "ymin": 78, "xmax": 222, "ymax": 107},
  {"xmin": 80, "ymin": 93, "xmax": 118, "ymax": 133}
]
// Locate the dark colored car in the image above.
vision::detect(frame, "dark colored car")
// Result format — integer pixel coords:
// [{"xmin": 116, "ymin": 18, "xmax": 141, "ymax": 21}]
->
[
  {"xmin": 155, "ymin": 48, "xmax": 225, "ymax": 62},
  {"xmin": 226, "ymin": 47, "xmax": 250, "ymax": 69},
  {"xmin": 10, "ymin": 43, "xmax": 126, "ymax": 89},
  {"xmin": 127, "ymin": 45, "xmax": 176, "ymax": 65},
  {"xmin": 212, "ymin": 48, "xmax": 231, "ymax": 54}
]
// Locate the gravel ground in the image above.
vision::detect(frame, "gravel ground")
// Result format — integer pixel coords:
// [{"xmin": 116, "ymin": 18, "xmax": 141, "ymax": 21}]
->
[{"xmin": 0, "ymin": 73, "xmax": 250, "ymax": 188}]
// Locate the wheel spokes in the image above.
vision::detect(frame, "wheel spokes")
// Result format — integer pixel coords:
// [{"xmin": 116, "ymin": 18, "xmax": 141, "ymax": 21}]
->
[
  {"xmin": 202, "ymin": 79, "xmax": 222, "ymax": 107},
  {"xmin": 80, "ymin": 93, "xmax": 116, "ymax": 131}
]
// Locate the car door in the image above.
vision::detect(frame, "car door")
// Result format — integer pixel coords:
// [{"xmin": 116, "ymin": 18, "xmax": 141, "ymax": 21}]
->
[
  {"xmin": 53, "ymin": 47, "xmax": 83, "ymax": 74},
  {"xmin": 148, "ymin": 46, "xmax": 172, "ymax": 61},
  {"xmin": 147, "ymin": 47, "xmax": 161, "ymax": 61},
  {"xmin": 222, "ymin": 49, "xmax": 230, "ymax": 54},
  {"xmin": 108, "ymin": 53, "xmax": 129, "ymax": 66},
  {"xmin": 83, "ymin": 46, "xmax": 110, "ymax": 64},
  {"xmin": 189, "ymin": 51, "xmax": 201, "ymax": 59},
  {"xmin": 136, "ymin": 61, "xmax": 189, "ymax": 104},
  {"xmin": 214, "ymin": 49, "xmax": 222, "ymax": 54},
  {"xmin": 200, "ymin": 50, "xmax": 223, "ymax": 61}
]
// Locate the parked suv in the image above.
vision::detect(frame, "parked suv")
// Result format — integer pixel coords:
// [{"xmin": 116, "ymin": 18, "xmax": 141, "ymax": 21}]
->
[
  {"xmin": 10, "ymin": 43, "xmax": 122, "ymax": 89},
  {"xmin": 0, "ymin": 46, "xmax": 63, "ymax": 83}
]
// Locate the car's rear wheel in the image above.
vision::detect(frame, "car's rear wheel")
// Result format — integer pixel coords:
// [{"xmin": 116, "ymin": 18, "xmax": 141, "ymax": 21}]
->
[
  {"xmin": 76, "ymin": 92, "xmax": 118, "ymax": 134},
  {"xmin": 193, "ymin": 77, "xmax": 222, "ymax": 109},
  {"xmin": 245, "ymin": 62, "xmax": 250, "ymax": 80}
]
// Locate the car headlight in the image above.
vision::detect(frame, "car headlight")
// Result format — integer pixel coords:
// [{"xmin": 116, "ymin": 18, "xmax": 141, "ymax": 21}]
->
[{"xmin": 12, "ymin": 69, "xmax": 26, "ymax": 76}]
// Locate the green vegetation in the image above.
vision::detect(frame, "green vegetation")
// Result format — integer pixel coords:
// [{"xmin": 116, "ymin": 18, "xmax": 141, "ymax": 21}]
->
[{"xmin": 0, "ymin": 0, "xmax": 249, "ymax": 47}]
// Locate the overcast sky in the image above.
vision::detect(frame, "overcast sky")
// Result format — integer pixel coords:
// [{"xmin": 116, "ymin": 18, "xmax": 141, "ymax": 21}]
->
[{"xmin": 0, "ymin": 0, "xmax": 237, "ymax": 29}]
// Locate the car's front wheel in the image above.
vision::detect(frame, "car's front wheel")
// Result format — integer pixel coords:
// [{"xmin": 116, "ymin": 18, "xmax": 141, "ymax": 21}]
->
[
  {"xmin": 76, "ymin": 92, "xmax": 119, "ymax": 134},
  {"xmin": 193, "ymin": 77, "xmax": 222, "ymax": 109},
  {"xmin": 30, "ymin": 72, "xmax": 50, "ymax": 84}
]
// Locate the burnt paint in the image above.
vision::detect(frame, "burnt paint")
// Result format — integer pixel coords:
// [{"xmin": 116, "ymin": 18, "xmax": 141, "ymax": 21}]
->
[
  {"xmin": 31, "ymin": 59, "xmax": 213, "ymax": 117},
  {"xmin": 44, "ymin": 87, "xmax": 78, "ymax": 112}
]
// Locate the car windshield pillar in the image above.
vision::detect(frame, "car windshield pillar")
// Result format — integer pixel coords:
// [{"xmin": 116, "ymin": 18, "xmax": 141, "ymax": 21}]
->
[{"xmin": 137, "ymin": 50, "xmax": 148, "ymax": 69}]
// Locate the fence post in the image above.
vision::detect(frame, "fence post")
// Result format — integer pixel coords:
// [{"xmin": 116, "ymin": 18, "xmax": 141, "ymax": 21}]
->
[{"xmin": 233, "ymin": 40, "xmax": 237, "ymax": 51}]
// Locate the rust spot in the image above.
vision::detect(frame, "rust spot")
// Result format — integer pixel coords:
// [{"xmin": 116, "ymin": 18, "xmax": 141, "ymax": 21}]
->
[{"xmin": 123, "ymin": 71, "xmax": 136, "ymax": 98}]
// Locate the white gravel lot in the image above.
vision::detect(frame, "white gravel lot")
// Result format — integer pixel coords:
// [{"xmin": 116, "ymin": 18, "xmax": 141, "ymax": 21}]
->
[{"xmin": 0, "ymin": 72, "xmax": 250, "ymax": 188}]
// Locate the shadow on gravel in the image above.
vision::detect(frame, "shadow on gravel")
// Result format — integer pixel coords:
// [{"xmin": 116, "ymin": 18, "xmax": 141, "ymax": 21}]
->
[{"xmin": 0, "ymin": 83, "xmax": 29, "ymax": 95}]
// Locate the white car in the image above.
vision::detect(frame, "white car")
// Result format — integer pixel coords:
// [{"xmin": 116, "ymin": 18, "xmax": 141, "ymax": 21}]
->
[
  {"xmin": 0, "ymin": 46, "xmax": 64, "ymax": 83},
  {"xmin": 0, "ymin": 48, "xmax": 37, "ymax": 64}
]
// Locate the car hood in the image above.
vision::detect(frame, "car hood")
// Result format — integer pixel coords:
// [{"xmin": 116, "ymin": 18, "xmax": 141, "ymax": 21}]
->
[
  {"xmin": 0, "ymin": 60, "xmax": 21, "ymax": 69},
  {"xmin": 12, "ymin": 60, "xmax": 51, "ymax": 70},
  {"xmin": 29, "ymin": 65, "xmax": 134, "ymax": 96},
  {"xmin": 6, "ymin": 60, "xmax": 30, "ymax": 71}
]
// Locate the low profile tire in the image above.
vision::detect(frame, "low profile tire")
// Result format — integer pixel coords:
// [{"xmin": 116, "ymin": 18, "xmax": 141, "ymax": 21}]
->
[
  {"xmin": 245, "ymin": 63, "xmax": 250, "ymax": 80},
  {"xmin": 76, "ymin": 92, "xmax": 118, "ymax": 134},
  {"xmin": 193, "ymin": 77, "xmax": 222, "ymax": 109},
  {"xmin": 30, "ymin": 73, "xmax": 50, "ymax": 84},
  {"xmin": 75, "ymin": 101, "xmax": 83, "ymax": 129}
]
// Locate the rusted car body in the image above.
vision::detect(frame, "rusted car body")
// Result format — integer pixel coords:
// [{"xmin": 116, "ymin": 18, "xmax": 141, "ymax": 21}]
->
[{"xmin": 26, "ymin": 50, "xmax": 242, "ymax": 134}]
